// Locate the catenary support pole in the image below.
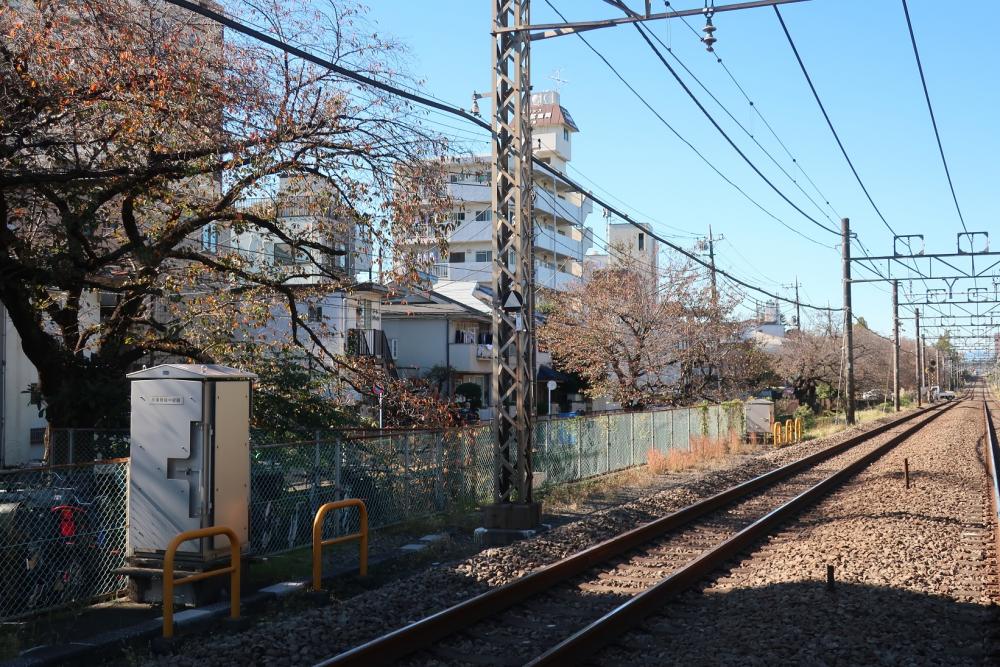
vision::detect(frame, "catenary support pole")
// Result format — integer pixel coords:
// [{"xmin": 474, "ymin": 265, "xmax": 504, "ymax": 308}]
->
[
  {"xmin": 922, "ymin": 335, "xmax": 928, "ymax": 400},
  {"xmin": 841, "ymin": 218, "xmax": 856, "ymax": 425},
  {"xmin": 892, "ymin": 280, "xmax": 900, "ymax": 412},
  {"xmin": 487, "ymin": 0, "xmax": 538, "ymax": 524}
]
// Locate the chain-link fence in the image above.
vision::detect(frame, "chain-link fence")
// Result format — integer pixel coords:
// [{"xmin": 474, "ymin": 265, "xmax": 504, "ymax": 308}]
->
[
  {"xmin": 532, "ymin": 403, "xmax": 743, "ymax": 490},
  {"xmin": 46, "ymin": 429, "xmax": 130, "ymax": 465},
  {"xmin": 248, "ymin": 425, "xmax": 496, "ymax": 556},
  {"xmin": 0, "ymin": 402, "xmax": 745, "ymax": 621},
  {"xmin": 0, "ymin": 460, "xmax": 128, "ymax": 621}
]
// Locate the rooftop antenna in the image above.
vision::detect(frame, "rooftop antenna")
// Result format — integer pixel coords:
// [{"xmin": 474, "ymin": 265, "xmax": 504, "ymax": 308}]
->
[{"xmin": 548, "ymin": 68, "xmax": 569, "ymax": 92}]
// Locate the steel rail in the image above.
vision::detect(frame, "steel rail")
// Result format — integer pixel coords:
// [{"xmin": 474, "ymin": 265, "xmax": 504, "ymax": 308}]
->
[
  {"xmin": 983, "ymin": 390, "xmax": 1000, "ymax": 576},
  {"xmin": 316, "ymin": 403, "xmax": 948, "ymax": 666},
  {"xmin": 530, "ymin": 399, "xmax": 962, "ymax": 665}
]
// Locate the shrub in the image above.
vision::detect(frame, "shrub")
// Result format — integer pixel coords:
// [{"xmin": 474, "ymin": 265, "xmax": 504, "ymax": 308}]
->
[{"xmin": 793, "ymin": 404, "xmax": 816, "ymax": 429}]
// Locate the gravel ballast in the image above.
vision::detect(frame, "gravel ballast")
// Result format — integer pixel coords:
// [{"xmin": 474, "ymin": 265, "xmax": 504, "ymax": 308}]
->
[{"xmin": 600, "ymin": 399, "xmax": 999, "ymax": 666}]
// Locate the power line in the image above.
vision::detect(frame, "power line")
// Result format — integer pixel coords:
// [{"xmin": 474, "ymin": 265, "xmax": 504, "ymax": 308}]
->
[
  {"xmin": 773, "ymin": 6, "xmax": 896, "ymax": 237},
  {"xmin": 653, "ymin": 31, "xmax": 837, "ymax": 228},
  {"xmin": 899, "ymin": 0, "xmax": 969, "ymax": 234},
  {"xmin": 631, "ymin": 21, "xmax": 841, "ymax": 237},
  {"xmin": 162, "ymin": 0, "xmax": 839, "ymax": 314},
  {"xmin": 541, "ymin": 0, "xmax": 835, "ymax": 250},
  {"xmin": 665, "ymin": 8, "xmax": 842, "ymax": 222}
]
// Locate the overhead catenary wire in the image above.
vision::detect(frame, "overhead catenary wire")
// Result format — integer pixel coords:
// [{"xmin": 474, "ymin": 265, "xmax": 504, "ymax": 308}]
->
[
  {"xmin": 899, "ymin": 0, "xmax": 969, "ymax": 235},
  {"xmin": 630, "ymin": 21, "xmax": 841, "ymax": 237},
  {"xmin": 773, "ymin": 6, "xmax": 896, "ymax": 237},
  {"xmin": 541, "ymin": 0, "xmax": 837, "ymax": 250},
  {"xmin": 161, "ymin": 0, "xmax": 840, "ymax": 314},
  {"xmin": 666, "ymin": 6, "xmax": 842, "ymax": 222}
]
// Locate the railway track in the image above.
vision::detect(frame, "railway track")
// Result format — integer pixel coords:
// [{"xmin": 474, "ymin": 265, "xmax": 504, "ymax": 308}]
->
[{"xmin": 315, "ymin": 399, "xmax": 965, "ymax": 667}]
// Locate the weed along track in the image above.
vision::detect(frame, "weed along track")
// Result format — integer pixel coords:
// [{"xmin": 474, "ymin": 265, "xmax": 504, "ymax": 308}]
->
[{"xmin": 310, "ymin": 401, "xmax": 959, "ymax": 666}]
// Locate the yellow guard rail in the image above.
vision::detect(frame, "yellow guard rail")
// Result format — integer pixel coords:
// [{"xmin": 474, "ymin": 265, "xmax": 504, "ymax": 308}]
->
[
  {"xmin": 162, "ymin": 526, "xmax": 240, "ymax": 638},
  {"xmin": 313, "ymin": 499, "xmax": 368, "ymax": 590}
]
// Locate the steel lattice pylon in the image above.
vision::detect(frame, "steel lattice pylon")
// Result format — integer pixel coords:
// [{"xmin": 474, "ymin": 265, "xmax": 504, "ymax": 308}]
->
[{"xmin": 491, "ymin": 0, "xmax": 534, "ymax": 503}]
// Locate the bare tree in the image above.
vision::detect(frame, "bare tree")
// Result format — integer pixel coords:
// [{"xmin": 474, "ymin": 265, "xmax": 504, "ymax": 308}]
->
[
  {"xmin": 0, "ymin": 0, "xmax": 452, "ymax": 426},
  {"xmin": 775, "ymin": 329, "xmax": 843, "ymax": 411},
  {"xmin": 539, "ymin": 253, "xmax": 769, "ymax": 407}
]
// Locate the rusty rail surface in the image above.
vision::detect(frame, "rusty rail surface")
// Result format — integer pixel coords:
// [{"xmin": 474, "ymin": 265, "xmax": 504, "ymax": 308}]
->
[
  {"xmin": 983, "ymin": 391, "xmax": 1000, "ymax": 582},
  {"xmin": 315, "ymin": 401, "xmax": 956, "ymax": 667}
]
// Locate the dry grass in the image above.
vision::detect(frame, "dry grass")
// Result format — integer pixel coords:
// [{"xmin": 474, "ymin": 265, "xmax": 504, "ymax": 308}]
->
[
  {"xmin": 802, "ymin": 407, "xmax": 892, "ymax": 441},
  {"xmin": 647, "ymin": 430, "xmax": 749, "ymax": 473}
]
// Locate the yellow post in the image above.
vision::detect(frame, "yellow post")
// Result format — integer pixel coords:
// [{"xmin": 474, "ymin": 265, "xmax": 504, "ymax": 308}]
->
[
  {"xmin": 162, "ymin": 526, "xmax": 240, "ymax": 639},
  {"xmin": 772, "ymin": 421, "xmax": 782, "ymax": 446},
  {"xmin": 312, "ymin": 499, "xmax": 369, "ymax": 591},
  {"xmin": 794, "ymin": 417, "xmax": 803, "ymax": 442},
  {"xmin": 784, "ymin": 419, "xmax": 793, "ymax": 443}
]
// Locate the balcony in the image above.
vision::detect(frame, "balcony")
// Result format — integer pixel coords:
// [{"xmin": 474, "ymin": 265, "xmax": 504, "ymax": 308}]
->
[
  {"xmin": 346, "ymin": 328, "xmax": 399, "ymax": 378},
  {"xmin": 448, "ymin": 343, "xmax": 492, "ymax": 373},
  {"xmin": 534, "ymin": 264, "xmax": 581, "ymax": 291},
  {"xmin": 534, "ymin": 224, "xmax": 592, "ymax": 259}
]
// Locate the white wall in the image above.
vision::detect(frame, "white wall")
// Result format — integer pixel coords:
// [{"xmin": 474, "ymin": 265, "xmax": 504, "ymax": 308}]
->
[
  {"xmin": 382, "ymin": 318, "xmax": 448, "ymax": 377},
  {"xmin": 2, "ymin": 307, "xmax": 47, "ymax": 466}
]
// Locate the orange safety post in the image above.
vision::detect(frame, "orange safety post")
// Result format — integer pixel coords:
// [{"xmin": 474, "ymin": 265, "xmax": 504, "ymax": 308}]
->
[
  {"xmin": 163, "ymin": 526, "xmax": 240, "ymax": 638},
  {"xmin": 312, "ymin": 499, "xmax": 369, "ymax": 591},
  {"xmin": 784, "ymin": 419, "xmax": 794, "ymax": 443},
  {"xmin": 772, "ymin": 421, "xmax": 782, "ymax": 446}
]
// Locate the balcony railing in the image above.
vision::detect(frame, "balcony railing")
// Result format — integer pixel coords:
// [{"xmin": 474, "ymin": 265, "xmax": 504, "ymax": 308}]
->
[
  {"xmin": 238, "ymin": 195, "xmax": 336, "ymax": 219},
  {"xmin": 346, "ymin": 329, "xmax": 398, "ymax": 379}
]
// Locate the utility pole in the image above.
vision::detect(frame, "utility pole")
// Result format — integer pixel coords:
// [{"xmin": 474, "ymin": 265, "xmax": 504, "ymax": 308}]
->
[
  {"xmin": 481, "ymin": 0, "xmax": 805, "ymax": 529},
  {"xmin": 486, "ymin": 0, "xmax": 538, "ymax": 529},
  {"xmin": 841, "ymin": 218, "xmax": 855, "ymax": 425},
  {"xmin": 793, "ymin": 279, "xmax": 801, "ymax": 331},
  {"xmin": 915, "ymin": 308, "xmax": 921, "ymax": 407},
  {"xmin": 922, "ymin": 335, "xmax": 928, "ymax": 399},
  {"xmin": 783, "ymin": 278, "xmax": 802, "ymax": 330},
  {"xmin": 935, "ymin": 346, "xmax": 941, "ymax": 389},
  {"xmin": 706, "ymin": 225, "xmax": 719, "ymax": 305},
  {"xmin": 892, "ymin": 280, "xmax": 900, "ymax": 412}
]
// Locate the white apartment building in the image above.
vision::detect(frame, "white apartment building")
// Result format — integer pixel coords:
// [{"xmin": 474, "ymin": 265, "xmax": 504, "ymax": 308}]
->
[
  {"xmin": 585, "ymin": 220, "xmax": 660, "ymax": 287},
  {"xmin": 231, "ymin": 175, "xmax": 394, "ymax": 374},
  {"xmin": 402, "ymin": 90, "xmax": 594, "ymax": 291}
]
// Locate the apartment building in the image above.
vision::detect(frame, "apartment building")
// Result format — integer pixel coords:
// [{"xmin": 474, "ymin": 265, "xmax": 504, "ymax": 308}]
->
[
  {"xmin": 231, "ymin": 175, "xmax": 393, "ymax": 376},
  {"xmin": 382, "ymin": 281, "xmax": 494, "ymax": 417},
  {"xmin": 585, "ymin": 221, "xmax": 660, "ymax": 287},
  {"xmin": 401, "ymin": 90, "xmax": 594, "ymax": 291}
]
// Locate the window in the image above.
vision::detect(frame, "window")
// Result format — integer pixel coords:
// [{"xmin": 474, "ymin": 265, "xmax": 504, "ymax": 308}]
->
[
  {"xmin": 201, "ymin": 224, "xmax": 218, "ymax": 253},
  {"xmin": 563, "ymin": 128, "xmax": 569, "ymax": 141},
  {"xmin": 274, "ymin": 243, "xmax": 308, "ymax": 266},
  {"xmin": 474, "ymin": 209, "xmax": 492, "ymax": 222},
  {"xmin": 449, "ymin": 174, "xmax": 459, "ymax": 183},
  {"xmin": 450, "ymin": 211, "xmax": 466, "ymax": 223},
  {"xmin": 638, "ymin": 233, "xmax": 645, "ymax": 251},
  {"xmin": 390, "ymin": 338, "xmax": 399, "ymax": 359},
  {"xmin": 475, "ymin": 250, "xmax": 492, "ymax": 263},
  {"xmin": 449, "ymin": 251, "xmax": 466, "ymax": 263},
  {"xmin": 361, "ymin": 299, "xmax": 374, "ymax": 329},
  {"xmin": 307, "ymin": 305, "xmax": 323, "ymax": 323},
  {"xmin": 99, "ymin": 292, "xmax": 118, "ymax": 322}
]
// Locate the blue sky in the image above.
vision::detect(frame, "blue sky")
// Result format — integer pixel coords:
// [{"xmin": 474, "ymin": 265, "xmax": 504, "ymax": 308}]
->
[{"xmin": 366, "ymin": 0, "xmax": 999, "ymax": 342}]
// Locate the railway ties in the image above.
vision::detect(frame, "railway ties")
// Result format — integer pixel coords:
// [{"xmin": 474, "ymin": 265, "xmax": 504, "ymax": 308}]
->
[{"xmin": 317, "ymin": 399, "xmax": 970, "ymax": 667}]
